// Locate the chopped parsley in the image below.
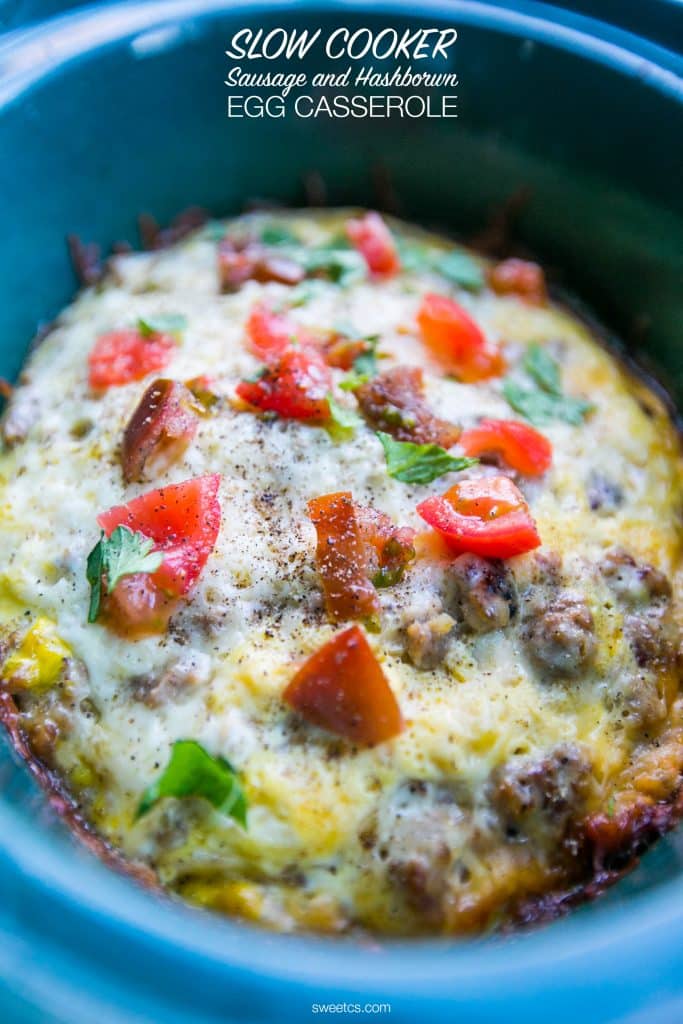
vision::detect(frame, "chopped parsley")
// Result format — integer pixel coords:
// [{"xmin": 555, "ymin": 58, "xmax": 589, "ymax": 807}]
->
[
  {"xmin": 259, "ymin": 223, "xmax": 300, "ymax": 246},
  {"xmin": 86, "ymin": 525, "xmax": 162, "ymax": 623},
  {"xmin": 377, "ymin": 432, "xmax": 477, "ymax": 484},
  {"xmin": 137, "ymin": 313, "xmax": 187, "ymax": 339},
  {"xmin": 433, "ymin": 250, "xmax": 485, "ymax": 291},
  {"xmin": 352, "ymin": 335, "xmax": 379, "ymax": 378},
  {"xmin": 339, "ymin": 334, "xmax": 380, "ymax": 390},
  {"xmin": 136, "ymin": 739, "xmax": 247, "ymax": 826},
  {"xmin": 303, "ymin": 248, "xmax": 365, "ymax": 286},
  {"xmin": 503, "ymin": 343, "xmax": 595, "ymax": 426},
  {"xmin": 326, "ymin": 394, "xmax": 363, "ymax": 441},
  {"xmin": 398, "ymin": 241, "xmax": 484, "ymax": 291}
]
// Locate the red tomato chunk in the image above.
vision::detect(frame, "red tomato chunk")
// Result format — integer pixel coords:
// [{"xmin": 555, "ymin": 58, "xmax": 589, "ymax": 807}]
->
[
  {"xmin": 346, "ymin": 212, "xmax": 400, "ymax": 278},
  {"xmin": 88, "ymin": 329, "xmax": 175, "ymax": 389},
  {"xmin": 283, "ymin": 625, "xmax": 404, "ymax": 745},
  {"xmin": 308, "ymin": 492, "xmax": 415, "ymax": 623},
  {"xmin": 416, "ymin": 293, "xmax": 505, "ymax": 383},
  {"xmin": 417, "ymin": 475, "xmax": 541, "ymax": 559},
  {"xmin": 97, "ymin": 473, "xmax": 221, "ymax": 596},
  {"xmin": 459, "ymin": 419, "xmax": 552, "ymax": 476}
]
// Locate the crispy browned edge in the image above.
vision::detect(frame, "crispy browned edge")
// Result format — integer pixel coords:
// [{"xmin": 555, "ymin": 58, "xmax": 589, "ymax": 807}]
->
[
  {"xmin": 2, "ymin": 196, "xmax": 683, "ymax": 936},
  {"xmin": 0, "ymin": 691, "xmax": 158, "ymax": 891},
  {"xmin": 508, "ymin": 788, "xmax": 683, "ymax": 930},
  {"xmin": 2, "ymin": 679, "xmax": 683, "ymax": 934}
]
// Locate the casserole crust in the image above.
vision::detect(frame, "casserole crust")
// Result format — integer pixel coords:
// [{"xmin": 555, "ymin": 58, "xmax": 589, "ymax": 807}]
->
[{"xmin": 1, "ymin": 210, "xmax": 681, "ymax": 936}]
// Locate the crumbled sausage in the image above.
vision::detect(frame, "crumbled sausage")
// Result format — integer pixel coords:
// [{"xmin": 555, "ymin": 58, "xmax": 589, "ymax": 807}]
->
[
  {"xmin": 524, "ymin": 592, "xmax": 596, "ymax": 678},
  {"xmin": 448, "ymin": 553, "xmax": 518, "ymax": 633},
  {"xmin": 128, "ymin": 654, "xmax": 210, "ymax": 707},
  {"xmin": 601, "ymin": 548, "xmax": 672, "ymax": 605},
  {"xmin": 491, "ymin": 744, "xmax": 590, "ymax": 843},
  {"xmin": 378, "ymin": 781, "xmax": 462, "ymax": 923},
  {"xmin": 624, "ymin": 611, "xmax": 677, "ymax": 671},
  {"xmin": 405, "ymin": 613, "xmax": 456, "ymax": 670}
]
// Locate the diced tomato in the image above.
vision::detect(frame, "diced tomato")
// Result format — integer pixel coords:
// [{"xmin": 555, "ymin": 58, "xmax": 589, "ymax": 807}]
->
[
  {"xmin": 308, "ymin": 493, "xmax": 415, "ymax": 622},
  {"xmin": 97, "ymin": 474, "xmax": 221, "ymax": 596},
  {"xmin": 236, "ymin": 347, "xmax": 331, "ymax": 420},
  {"xmin": 88, "ymin": 329, "xmax": 175, "ymax": 389},
  {"xmin": 346, "ymin": 212, "xmax": 400, "ymax": 277},
  {"xmin": 459, "ymin": 419, "xmax": 552, "ymax": 477},
  {"xmin": 355, "ymin": 504, "xmax": 416, "ymax": 588},
  {"xmin": 416, "ymin": 293, "xmax": 505, "ymax": 382},
  {"xmin": 245, "ymin": 305, "xmax": 300, "ymax": 365},
  {"xmin": 417, "ymin": 475, "xmax": 541, "ymax": 559},
  {"xmin": 355, "ymin": 365, "xmax": 461, "ymax": 447},
  {"xmin": 283, "ymin": 625, "xmax": 404, "ymax": 745},
  {"xmin": 488, "ymin": 258, "xmax": 547, "ymax": 305},
  {"xmin": 100, "ymin": 574, "xmax": 178, "ymax": 639},
  {"xmin": 320, "ymin": 334, "xmax": 371, "ymax": 371},
  {"xmin": 121, "ymin": 379, "xmax": 199, "ymax": 483},
  {"xmin": 307, "ymin": 492, "xmax": 380, "ymax": 622}
]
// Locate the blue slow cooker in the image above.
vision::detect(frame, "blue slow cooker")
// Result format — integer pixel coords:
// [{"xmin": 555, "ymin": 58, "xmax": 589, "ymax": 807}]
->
[{"xmin": 0, "ymin": 3, "xmax": 682, "ymax": 1022}]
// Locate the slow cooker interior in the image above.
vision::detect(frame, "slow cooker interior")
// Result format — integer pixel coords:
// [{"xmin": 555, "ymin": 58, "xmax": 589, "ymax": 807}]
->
[{"xmin": 0, "ymin": 3, "xmax": 682, "ymax": 1022}]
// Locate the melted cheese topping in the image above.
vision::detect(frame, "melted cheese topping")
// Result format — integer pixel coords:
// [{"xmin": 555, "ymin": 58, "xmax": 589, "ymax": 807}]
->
[{"xmin": 1, "ymin": 210, "xmax": 682, "ymax": 936}]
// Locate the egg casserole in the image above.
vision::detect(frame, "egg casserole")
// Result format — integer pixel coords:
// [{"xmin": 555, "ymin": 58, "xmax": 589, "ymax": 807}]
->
[{"xmin": 0, "ymin": 210, "xmax": 681, "ymax": 937}]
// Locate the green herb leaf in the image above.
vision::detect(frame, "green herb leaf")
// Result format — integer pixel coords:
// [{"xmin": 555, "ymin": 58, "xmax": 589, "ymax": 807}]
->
[
  {"xmin": 85, "ymin": 526, "xmax": 163, "ymax": 623},
  {"xmin": 86, "ymin": 537, "xmax": 105, "ymax": 624},
  {"xmin": 524, "ymin": 343, "xmax": 561, "ymax": 395},
  {"xmin": 303, "ymin": 249, "xmax": 365, "ymax": 286},
  {"xmin": 104, "ymin": 526, "xmax": 162, "ymax": 593},
  {"xmin": 339, "ymin": 372, "xmax": 370, "ymax": 392},
  {"xmin": 326, "ymin": 394, "xmax": 363, "ymax": 441},
  {"xmin": 377, "ymin": 432, "xmax": 478, "ymax": 484},
  {"xmin": 352, "ymin": 335, "xmax": 379, "ymax": 378},
  {"xmin": 338, "ymin": 335, "xmax": 380, "ymax": 391},
  {"xmin": 136, "ymin": 740, "xmax": 247, "ymax": 826},
  {"xmin": 259, "ymin": 223, "xmax": 300, "ymax": 246},
  {"xmin": 502, "ymin": 381, "xmax": 557, "ymax": 426},
  {"xmin": 396, "ymin": 240, "xmax": 431, "ymax": 273},
  {"xmin": 397, "ymin": 241, "xmax": 484, "ymax": 291},
  {"xmin": 504, "ymin": 344, "xmax": 595, "ymax": 426},
  {"xmin": 137, "ymin": 313, "xmax": 187, "ymax": 339},
  {"xmin": 244, "ymin": 366, "xmax": 268, "ymax": 384},
  {"xmin": 503, "ymin": 381, "xmax": 593, "ymax": 426},
  {"xmin": 434, "ymin": 250, "xmax": 485, "ymax": 292}
]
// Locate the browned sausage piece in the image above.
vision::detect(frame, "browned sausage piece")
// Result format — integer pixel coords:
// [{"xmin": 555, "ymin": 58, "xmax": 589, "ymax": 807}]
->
[
  {"xmin": 121, "ymin": 379, "xmax": 199, "ymax": 483},
  {"xmin": 624, "ymin": 611, "xmax": 677, "ymax": 671},
  {"xmin": 524, "ymin": 592, "xmax": 596, "ymax": 678},
  {"xmin": 491, "ymin": 744, "xmax": 590, "ymax": 844},
  {"xmin": 601, "ymin": 548, "xmax": 672, "ymax": 604},
  {"xmin": 449, "ymin": 553, "xmax": 518, "ymax": 633},
  {"xmin": 404, "ymin": 613, "xmax": 456, "ymax": 670},
  {"xmin": 380, "ymin": 781, "xmax": 460, "ymax": 924}
]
